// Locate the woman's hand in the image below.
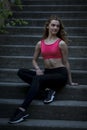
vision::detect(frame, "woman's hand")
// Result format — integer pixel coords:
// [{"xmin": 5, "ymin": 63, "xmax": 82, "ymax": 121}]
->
[
  {"xmin": 36, "ymin": 69, "xmax": 44, "ymax": 75},
  {"xmin": 70, "ymin": 82, "xmax": 79, "ymax": 86}
]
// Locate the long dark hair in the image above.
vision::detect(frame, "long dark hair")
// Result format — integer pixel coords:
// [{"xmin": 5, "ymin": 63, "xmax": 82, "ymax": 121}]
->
[{"xmin": 42, "ymin": 15, "xmax": 69, "ymax": 44}]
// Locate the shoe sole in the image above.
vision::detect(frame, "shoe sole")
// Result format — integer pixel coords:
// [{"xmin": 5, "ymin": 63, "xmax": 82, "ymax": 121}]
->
[
  {"xmin": 44, "ymin": 91, "xmax": 55, "ymax": 104},
  {"xmin": 8, "ymin": 114, "xmax": 29, "ymax": 124}
]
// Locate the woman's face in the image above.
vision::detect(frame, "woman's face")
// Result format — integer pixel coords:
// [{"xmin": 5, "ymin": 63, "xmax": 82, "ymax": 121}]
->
[{"xmin": 48, "ymin": 20, "xmax": 60, "ymax": 35}]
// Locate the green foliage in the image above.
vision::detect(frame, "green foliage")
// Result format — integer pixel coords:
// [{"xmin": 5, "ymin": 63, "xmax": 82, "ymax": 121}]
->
[
  {"xmin": 0, "ymin": 25, "xmax": 8, "ymax": 34},
  {"xmin": 0, "ymin": 0, "xmax": 28, "ymax": 34},
  {"xmin": 6, "ymin": 18, "xmax": 28, "ymax": 26},
  {"xmin": 15, "ymin": 0, "xmax": 23, "ymax": 10},
  {"xmin": 0, "ymin": 1, "xmax": 13, "ymax": 19},
  {"xmin": 10, "ymin": 0, "xmax": 23, "ymax": 10},
  {"xmin": 0, "ymin": 1, "xmax": 13, "ymax": 34}
]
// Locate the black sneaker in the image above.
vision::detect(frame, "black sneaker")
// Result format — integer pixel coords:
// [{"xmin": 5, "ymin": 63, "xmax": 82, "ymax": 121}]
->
[
  {"xmin": 8, "ymin": 108, "xmax": 29, "ymax": 124},
  {"xmin": 44, "ymin": 89, "xmax": 56, "ymax": 104}
]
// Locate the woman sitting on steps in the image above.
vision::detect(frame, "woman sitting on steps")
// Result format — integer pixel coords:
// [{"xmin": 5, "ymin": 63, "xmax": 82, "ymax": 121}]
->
[{"xmin": 8, "ymin": 15, "xmax": 78, "ymax": 124}]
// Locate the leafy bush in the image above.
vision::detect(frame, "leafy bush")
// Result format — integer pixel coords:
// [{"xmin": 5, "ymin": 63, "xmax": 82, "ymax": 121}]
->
[
  {"xmin": 0, "ymin": 0, "xmax": 28, "ymax": 34},
  {"xmin": 0, "ymin": 0, "xmax": 13, "ymax": 33}
]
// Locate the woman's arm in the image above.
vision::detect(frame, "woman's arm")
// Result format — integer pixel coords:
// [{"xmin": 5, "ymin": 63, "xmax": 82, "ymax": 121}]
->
[
  {"xmin": 32, "ymin": 41, "xmax": 43, "ymax": 75},
  {"xmin": 60, "ymin": 41, "xmax": 78, "ymax": 85}
]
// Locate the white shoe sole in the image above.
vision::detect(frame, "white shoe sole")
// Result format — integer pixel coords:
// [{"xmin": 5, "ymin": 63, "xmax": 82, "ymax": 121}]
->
[
  {"xmin": 8, "ymin": 114, "xmax": 29, "ymax": 124},
  {"xmin": 44, "ymin": 91, "xmax": 55, "ymax": 104}
]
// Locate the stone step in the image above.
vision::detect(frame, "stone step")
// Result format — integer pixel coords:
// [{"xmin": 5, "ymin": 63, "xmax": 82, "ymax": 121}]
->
[
  {"xmin": 13, "ymin": 11, "xmax": 87, "ymax": 19},
  {"xmin": 0, "ymin": 35, "xmax": 87, "ymax": 46},
  {"xmin": 0, "ymin": 0, "xmax": 86, "ymax": 129},
  {"xmin": 0, "ymin": 82, "xmax": 87, "ymax": 101},
  {"xmin": 0, "ymin": 118, "xmax": 87, "ymax": 130},
  {"xmin": 12, "ymin": 5, "xmax": 87, "ymax": 11},
  {"xmin": 7, "ymin": 18, "xmax": 87, "ymax": 27},
  {"xmin": 21, "ymin": 0, "xmax": 87, "ymax": 5},
  {"xmin": 0, "ymin": 45, "xmax": 87, "ymax": 58},
  {"xmin": 0, "ymin": 69, "xmax": 87, "ymax": 84},
  {"xmin": 68, "ymin": 46, "xmax": 87, "ymax": 58},
  {"xmin": 0, "ymin": 99, "xmax": 87, "ymax": 121},
  {"xmin": 5, "ymin": 26, "xmax": 87, "ymax": 36},
  {"xmin": 0, "ymin": 56, "xmax": 87, "ymax": 70}
]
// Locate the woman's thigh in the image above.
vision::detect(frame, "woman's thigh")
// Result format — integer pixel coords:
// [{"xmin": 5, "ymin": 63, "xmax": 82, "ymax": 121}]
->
[
  {"xmin": 17, "ymin": 68, "xmax": 36, "ymax": 84},
  {"xmin": 39, "ymin": 73, "xmax": 67, "ymax": 91}
]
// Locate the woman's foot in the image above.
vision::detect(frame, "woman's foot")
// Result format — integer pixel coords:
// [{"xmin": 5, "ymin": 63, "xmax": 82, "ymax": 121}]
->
[
  {"xmin": 8, "ymin": 108, "xmax": 29, "ymax": 124},
  {"xmin": 44, "ymin": 88, "xmax": 56, "ymax": 104}
]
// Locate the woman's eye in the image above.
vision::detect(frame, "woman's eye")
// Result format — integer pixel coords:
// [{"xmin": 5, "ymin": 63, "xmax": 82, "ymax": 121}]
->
[
  {"xmin": 51, "ymin": 24, "xmax": 55, "ymax": 26},
  {"xmin": 51, "ymin": 24, "xmax": 60, "ymax": 27}
]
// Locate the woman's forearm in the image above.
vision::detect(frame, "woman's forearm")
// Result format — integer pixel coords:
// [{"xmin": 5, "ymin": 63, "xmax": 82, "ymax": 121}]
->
[
  {"xmin": 32, "ymin": 59, "xmax": 40, "ymax": 70},
  {"xmin": 65, "ymin": 62, "xmax": 72, "ymax": 85}
]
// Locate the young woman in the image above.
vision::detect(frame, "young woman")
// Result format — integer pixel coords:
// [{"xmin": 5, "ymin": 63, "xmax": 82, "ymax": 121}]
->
[{"xmin": 9, "ymin": 15, "xmax": 78, "ymax": 124}]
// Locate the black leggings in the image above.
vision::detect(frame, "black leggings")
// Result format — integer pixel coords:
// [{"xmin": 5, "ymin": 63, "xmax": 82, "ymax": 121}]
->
[{"xmin": 17, "ymin": 67, "xmax": 68, "ymax": 110}]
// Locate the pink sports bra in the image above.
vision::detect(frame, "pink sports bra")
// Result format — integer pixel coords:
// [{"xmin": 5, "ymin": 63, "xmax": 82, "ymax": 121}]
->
[{"xmin": 41, "ymin": 39, "xmax": 62, "ymax": 59}]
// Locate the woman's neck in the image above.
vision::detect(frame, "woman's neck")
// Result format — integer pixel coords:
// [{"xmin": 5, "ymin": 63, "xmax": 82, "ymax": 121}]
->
[
  {"xmin": 44, "ymin": 37, "xmax": 59, "ymax": 45},
  {"xmin": 46, "ymin": 35, "xmax": 58, "ymax": 40},
  {"xmin": 45, "ymin": 36, "xmax": 58, "ymax": 43}
]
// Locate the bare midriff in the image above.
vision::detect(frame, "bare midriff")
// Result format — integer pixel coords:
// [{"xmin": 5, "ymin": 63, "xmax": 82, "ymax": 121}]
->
[{"xmin": 44, "ymin": 58, "xmax": 65, "ymax": 69}]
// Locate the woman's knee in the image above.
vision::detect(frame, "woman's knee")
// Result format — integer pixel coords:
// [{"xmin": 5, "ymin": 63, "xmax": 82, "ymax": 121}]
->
[{"xmin": 17, "ymin": 68, "xmax": 25, "ymax": 77}]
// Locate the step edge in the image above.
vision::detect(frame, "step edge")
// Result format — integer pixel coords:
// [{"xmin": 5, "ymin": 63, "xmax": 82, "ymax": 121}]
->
[
  {"xmin": 0, "ymin": 99, "xmax": 87, "ymax": 107},
  {"xmin": 0, "ymin": 45, "xmax": 87, "ymax": 48},
  {"xmin": 0, "ymin": 55, "xmax": 87, "ymax": 60},
  {"xmin": 0, "ymin": 118, "xmax": 87, "ymax": 128},
  {"xmin": 0, "ymin": 82, "xmax": 86, "ymax": 89},
  {"xmin": 0, "ymin": 68, "xmax": 87, "ymax": 73},
  {"xmin": 13, "ymin": 5, "xmax": 87, "ymax": 7},
  {"xmin": 0, "ymin": 34, "xmax": 87, "ymax": 38}
]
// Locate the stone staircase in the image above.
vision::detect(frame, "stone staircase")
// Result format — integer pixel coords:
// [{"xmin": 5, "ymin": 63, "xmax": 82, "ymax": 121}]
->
[{"xmin": 0, "ymin": 0, "xmax": 87, "ymax": 129}]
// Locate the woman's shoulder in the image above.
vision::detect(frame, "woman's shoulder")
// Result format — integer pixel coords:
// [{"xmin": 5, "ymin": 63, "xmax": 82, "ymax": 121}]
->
[
  {"xmin": 59, "ymin": 40, "xmax": 68, "ymax": 49},
  {"xmin": 59, "ymin": 40, "xmax": 67, "ymax": 45},
  {"xmin": 36, "ymin": 40, "xmax": 41, "ymax": 45},
  {"xmin": 35, "ymin": 40, "xmax": 43, "ymax": 48},
  {"xmin": 37, "ymin": 39, "xmax": 45, "ymax": 45}
]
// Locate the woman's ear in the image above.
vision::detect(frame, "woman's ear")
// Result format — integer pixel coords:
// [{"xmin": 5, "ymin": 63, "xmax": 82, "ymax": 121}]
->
[
  {"xmin": 46, "ymin": 25, "xmax": 49, "ymax": 29},
  {"xmin": 46, "ymin": 26, "xmax": 48, "ymax": 29}
]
